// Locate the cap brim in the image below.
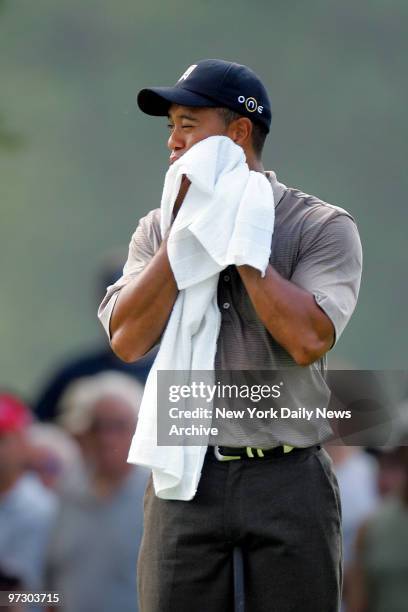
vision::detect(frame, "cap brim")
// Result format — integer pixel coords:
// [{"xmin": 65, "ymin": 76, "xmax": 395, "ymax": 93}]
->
[{"xmin": 137, "ymin": 86, "xmax": 219, "ymax": 116}]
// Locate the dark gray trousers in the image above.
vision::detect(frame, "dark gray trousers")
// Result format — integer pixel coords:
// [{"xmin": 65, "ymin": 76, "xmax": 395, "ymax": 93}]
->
[{"xmin": 137, "ymin": 445, "xmax": 342, "ymax": 612}]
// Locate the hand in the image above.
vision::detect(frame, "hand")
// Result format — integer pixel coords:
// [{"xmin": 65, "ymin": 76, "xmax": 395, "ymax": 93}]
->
[{"xmin": 173, "ymin": 175, "xmax": 191, "ymax": 218}]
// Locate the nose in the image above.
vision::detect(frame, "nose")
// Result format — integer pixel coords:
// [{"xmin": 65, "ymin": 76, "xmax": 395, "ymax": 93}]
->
[{"xmin": 167, "ymin": 126, "xmax": 184, "ymax": 152}]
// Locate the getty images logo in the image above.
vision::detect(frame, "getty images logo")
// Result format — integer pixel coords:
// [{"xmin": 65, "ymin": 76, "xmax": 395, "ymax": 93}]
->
[{"xmin": 238, "ymin": 95, "xmax": 264, "ymax": 114}]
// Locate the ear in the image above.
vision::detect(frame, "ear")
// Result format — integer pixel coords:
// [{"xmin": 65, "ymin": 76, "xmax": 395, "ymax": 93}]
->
[{"xmin": 227, "ymin": 117, "xmax": 253, "ymax": 147}]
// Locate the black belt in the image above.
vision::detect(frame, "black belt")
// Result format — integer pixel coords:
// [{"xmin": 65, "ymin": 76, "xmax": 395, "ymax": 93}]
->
[{"xmin": 210, "ymin": 444, "xmax": 321, "ymax": 461}]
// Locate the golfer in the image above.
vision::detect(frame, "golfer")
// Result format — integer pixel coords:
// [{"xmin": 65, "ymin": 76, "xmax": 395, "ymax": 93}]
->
[{"xmin": 98, "ymin": 59, "xmax": 363, "ymax": 612}]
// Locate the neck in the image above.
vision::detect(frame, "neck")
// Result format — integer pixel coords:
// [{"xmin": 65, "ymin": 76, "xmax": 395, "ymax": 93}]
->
[
  {"xmin": 247, "ymin": 157, "xmax": 265, "ymax": 173},
  {"xmin": 245, "ymin": 151, "xmax": 265, "ymax": 173},
  {"xmin": 92, "ymin": 464, "xmax": 132, "ymax": 498}
]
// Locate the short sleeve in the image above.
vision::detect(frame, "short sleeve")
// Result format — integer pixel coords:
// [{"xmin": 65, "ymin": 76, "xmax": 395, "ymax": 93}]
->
[
  {"xmin": 290, "ymin": 213, "xmax": 363, "ymax": 346},
  {"xmin": 97, "ymin": 210, "xmax": 161, "ymax": 342}
]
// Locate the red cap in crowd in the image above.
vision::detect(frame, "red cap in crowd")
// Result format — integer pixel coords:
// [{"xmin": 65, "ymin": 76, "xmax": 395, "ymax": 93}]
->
[{"xmin": 0, "ymin": 393, "xmax": 32, "ymax": 433}]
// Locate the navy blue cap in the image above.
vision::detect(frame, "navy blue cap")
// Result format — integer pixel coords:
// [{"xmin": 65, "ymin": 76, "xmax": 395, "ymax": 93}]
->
[{"xmin": 137, "ymin": 59, "xmax": 272, "ymax": 133}]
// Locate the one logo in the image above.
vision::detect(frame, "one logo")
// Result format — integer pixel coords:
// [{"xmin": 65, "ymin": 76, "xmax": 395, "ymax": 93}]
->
[
  {"xmin": 245, "ymin": 97, "xmax": 257, "ymax": 112},
  {"xmin": 238, "ymin": 95, "xmax": 264, "ymax": 115},
  {"xmin": 178, "ymin": 64, "xmax": 197, "ymax": 82}
]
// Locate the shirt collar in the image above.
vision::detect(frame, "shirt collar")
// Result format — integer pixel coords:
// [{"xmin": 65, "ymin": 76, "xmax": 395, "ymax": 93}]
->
[{"xmin": 265, "ymin": 170, "xmax": 287, "ymax": 207}]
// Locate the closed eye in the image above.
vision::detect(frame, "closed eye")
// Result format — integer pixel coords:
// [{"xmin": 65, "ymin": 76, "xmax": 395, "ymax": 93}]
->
[{"xmin": 167, "ymin": 124, "xmax": 194, "ymax": 128}]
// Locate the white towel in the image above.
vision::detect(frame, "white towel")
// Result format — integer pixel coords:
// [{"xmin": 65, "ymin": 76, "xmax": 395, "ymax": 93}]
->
[{"xmin": 127, "ymin": 135, "xmax": 275, "ymax": 500}]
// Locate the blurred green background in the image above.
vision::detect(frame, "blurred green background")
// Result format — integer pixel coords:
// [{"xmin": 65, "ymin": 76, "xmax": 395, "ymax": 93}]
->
[{"xmin": 1, "ymin": 0, "xmax": 407, "ymax": 398}]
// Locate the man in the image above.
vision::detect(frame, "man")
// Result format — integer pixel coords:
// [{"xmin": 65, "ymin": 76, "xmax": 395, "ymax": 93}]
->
[
  {"xmin": 326, "ymin": 446, "xmax": 379, "ymax": 610},
  {"xmin": 346, "ymin": 437, "xmax": 408, "ymax": 612},
  {"xmin": 98, "ymin": 59, "xmax": 363, "ymax": 612},
  {"xmin": 0, "ymin": 392, "xmax": 57, "ymax": 598},
  {"xmin": 44, "ymin": 371, "xmax": 149, "ymax": 612}
]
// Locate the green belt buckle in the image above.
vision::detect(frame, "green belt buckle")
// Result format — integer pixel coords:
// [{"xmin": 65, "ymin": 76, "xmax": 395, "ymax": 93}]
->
[
  {"xmin": 214, "ymin": 446, "xmax": 241, "ymax": 461},
  {"xmin": 246, "ymin": 446, "xmax": 293, "ymax": 458},
  {"xmin": 214, "ymin": 445, "xmax": 295, "ymax": 461}
]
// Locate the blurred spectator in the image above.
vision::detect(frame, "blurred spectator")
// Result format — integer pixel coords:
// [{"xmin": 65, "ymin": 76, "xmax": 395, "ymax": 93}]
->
[
  {"xmin": 0, "ymin": 392, "xmax": 57, "ymax": 593},
  {"xmin": 26, "ymin": 423, "xmax": 84, "ymax": 492},
  {"xmin": 44, "ymin": 371, "xmax": 149, "ymax": 612},
  {"xmin": 326, "ymin": 446, "xmax": 379, "ymax": 610},
  {"xmin": 364, "ymin": 401, "xmax": 408, "ymax": 499},
  {"xmin": 326, "ymin": 446, "xmax": 379, "ymax": 565},
  {"xmin": 345, "ymin": 434, "xmax": 408, "ymax": 611},
  {"xmin": 33, "ymin": 249, "xmax": 156, "ymax": 422},
  {"xmin": 366, "ymin": 447, "xmax": 406, "ymax": 499},
  {"xmin": 56, "ymin": 367, "xmax": 144, "ymax": 461}
]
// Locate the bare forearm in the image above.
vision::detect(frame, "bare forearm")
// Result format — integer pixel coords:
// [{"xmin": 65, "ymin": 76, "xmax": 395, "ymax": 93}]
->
[
  {"xmin": 237, "ymin": 264, "xmax": 334, "ymax": 365},
  {"xmin": 110, "ymin": 177, "xmax": 191, "ymax": 362},
  {"xmin": 110, "ymin": 239, "xmax": 178, "ymax": 362}
]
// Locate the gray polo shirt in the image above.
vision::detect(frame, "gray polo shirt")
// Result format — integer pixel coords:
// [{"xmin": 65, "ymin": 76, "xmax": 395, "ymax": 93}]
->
[{"xmin": 98, "ymin": 171, "xmax": 362, "ymax": 447}]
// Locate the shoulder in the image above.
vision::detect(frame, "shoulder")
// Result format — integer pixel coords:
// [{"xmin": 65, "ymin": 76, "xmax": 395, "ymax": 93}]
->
[
  {"xmin": 282, "ymin": 185, "xmax": 357, "ymax": 227},
  {"xmin": 128, "ymin": 208, "xmax": 162, "ymax": 257},
  {"xmin": 135, "ymin": 208, "xmax": 161, "ymax": 235},
  {"xmin": 277, "ymin": 185, "xmax": 362, "ymax": 256},
  {"xmin": 7, "ymin": 474, "xmax": 58, "ymax": 522}
]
